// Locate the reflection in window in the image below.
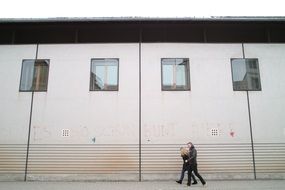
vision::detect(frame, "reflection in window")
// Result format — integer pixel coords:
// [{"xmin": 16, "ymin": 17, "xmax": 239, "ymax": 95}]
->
[
  {"xmin": 20, "ymin": 59, "xmax": 49, "ymax": 91},
  {"xmin": 90, "ymin": 59, "xmax": 119, "ymax": 91},
  {"xmin": 231, "ymin": 58, "xmax": 261, "ymax": 91},
  {"xmin": 161, "ymin": 58, "xmax": 190, "ymax": 90}
]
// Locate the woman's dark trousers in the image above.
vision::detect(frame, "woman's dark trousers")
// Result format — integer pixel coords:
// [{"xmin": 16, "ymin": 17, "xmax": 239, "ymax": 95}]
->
[{"xmin": 179, "ymin": 167, "xmax": 197, "ymax": 183}]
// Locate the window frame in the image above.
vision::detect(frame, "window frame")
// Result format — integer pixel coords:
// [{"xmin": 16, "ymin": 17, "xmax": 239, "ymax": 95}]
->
[
  {"xmin": 89, "ymin": 58, "xmax": 119, "ymax": 91},
  {"xmin": 161, "ymin": 58, "xmax": 191, "ymax": 91},
  {"xmin": 19, "ymin": 59, "xmax": 50, "ymax": 92},
  {"xmin": 230, "ymin": 58, "xmax": 262, "ymax": 91}
]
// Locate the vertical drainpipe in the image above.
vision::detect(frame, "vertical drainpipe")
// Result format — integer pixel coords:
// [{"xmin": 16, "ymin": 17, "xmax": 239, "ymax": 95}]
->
[
  {"xmin": 139, "ymin": 27, "xmax": 142, "ymax": 182},
  {"xmin": 24, "ymin": 44, "xmax": 39, "ymax": 181},
  {"xmin": 242, "ymin": 43, "xmax": 257, "ymax": 180}
]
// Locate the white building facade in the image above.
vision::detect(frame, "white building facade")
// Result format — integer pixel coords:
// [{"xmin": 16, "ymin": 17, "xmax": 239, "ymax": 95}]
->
[{"xmin": 0, "ymin": 18, "xmax": 285, "ymax": 181}]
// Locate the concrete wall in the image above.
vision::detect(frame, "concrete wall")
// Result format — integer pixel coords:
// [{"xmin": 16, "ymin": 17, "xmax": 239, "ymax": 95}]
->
[
  {"xmin": 0, "ymin": 45, "xmax": 37, "ymax": 144},
  {"xmin": 33, "ymin": 44, "xmax": 139, "ymax": 145},
  {"xmin": 141, "ymin": 44, "xmax": 251, "ymax": 144},
  {"xmin": 244, "ymin": 44, "xmax": 285, "ymax": 178},
  {"xmin": 0, "ymin": 45, "xmax": 37, "ymax": 180},
  {"xmin": 243, "ymin": 44, "xmax": 285, "ymax": 143},
  {"xmin": 0, "ymin": 43, "xmax": 284, "ymax": 181}
]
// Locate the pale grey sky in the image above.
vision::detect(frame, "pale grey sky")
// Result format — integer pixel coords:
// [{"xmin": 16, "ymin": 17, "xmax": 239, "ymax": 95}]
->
[{"xmin": 0, "ymin": 0, "xmax": 284, "ymax": 18}]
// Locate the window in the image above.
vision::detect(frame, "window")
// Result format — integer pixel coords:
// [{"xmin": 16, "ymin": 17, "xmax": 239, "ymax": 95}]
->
[
  {"xmin": 161, "ymin": 58, "xmax": 190, "ymax": 90},
  {"xmin": 19, "ymin": 59, "xmax": 49, "ymax": 91},
  {"xmin": 231, "ymin": 58, "xmax": 261, "ymax": 91},
  {"xmin": 90, "ymin": 58, "xmax": 119, "ymax": 91}
]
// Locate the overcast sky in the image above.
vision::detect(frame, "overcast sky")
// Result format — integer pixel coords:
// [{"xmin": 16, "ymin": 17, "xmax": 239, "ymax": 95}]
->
[{"xmin": 0, "ymin": 0, "xmax": 284, "ymax": 18}]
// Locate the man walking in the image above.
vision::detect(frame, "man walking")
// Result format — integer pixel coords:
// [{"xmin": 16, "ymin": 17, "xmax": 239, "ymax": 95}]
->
[{"xmin": 186, "ymin": 142, "xmax": 207, "ymax": 186}]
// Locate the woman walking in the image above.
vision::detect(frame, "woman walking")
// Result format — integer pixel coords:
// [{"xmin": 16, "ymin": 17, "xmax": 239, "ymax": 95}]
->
[{"xmin": 176, "ymin": 147, "xmax": 198, "ymax": 185}]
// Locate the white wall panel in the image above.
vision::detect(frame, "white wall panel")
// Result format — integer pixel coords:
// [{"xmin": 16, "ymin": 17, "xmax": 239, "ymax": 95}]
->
[
  {"xmin": 0, "ymin": 45, "xmax": 37, "ymax": 144},
  {"xmin": 1, "ymin": 43, "xmax": 285, "ymax": 180},
  {"xmin": 244, "ymin": 44, "xmax": 285, "ymax": 178},
  {"xmin": 141, "ymin": 44, "xmax": 251, "ymax": 144},
  {"xmin": 0, "ymin": 45, "xmax": 37, "ymax": 180},
  {"xmin": 32, "ymin": 44, "xmax": 139, "ymax": 144},
  {"xmin": 244, "ymin": 44, "xmax": 285, "ymax": 143}
]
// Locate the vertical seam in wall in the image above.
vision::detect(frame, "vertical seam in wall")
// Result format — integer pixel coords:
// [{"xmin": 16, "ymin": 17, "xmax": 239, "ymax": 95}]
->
[
  {"xmin": 203, "ymin": 28, "xmax": 207, "ymax": 43},
  {"xmin": 139, "ymin": 28, "xmax": 142, "ymax": 182},
  {"xmin": 267, "ymin": 28, "xmax": 271, "ymax": 43},
  {"xmin": 24, "ymin": 43, "xmax": 39, "ymax": 181},
  {"xmin": 75, "ymin": 29, "xmax": 79, "ymax": 43},
  {"xmin": 242, "ymin": 43, "xmax": 257, "ymax": 180},
  {"xmin": 11, "ymin": 31, "xmax": 16, "ymax": 44},
  {"xmin": 242, "ymin": 43, "xmax": 245, "ymax": 58}
]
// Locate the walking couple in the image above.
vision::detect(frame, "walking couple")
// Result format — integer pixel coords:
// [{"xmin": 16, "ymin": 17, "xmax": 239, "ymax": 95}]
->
[{"xmin": 176, "ymin": 142, "xmax": 207, "ymax": 187}]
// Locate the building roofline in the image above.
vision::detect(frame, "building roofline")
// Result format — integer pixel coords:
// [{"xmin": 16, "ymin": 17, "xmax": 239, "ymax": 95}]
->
[
  {"xmin": 1, "ymin": 16, "xmax": 285, "ymax": 23},
  {"xmin": 1, "ymin": 16, "xmax": 285, "ymax": 44}
]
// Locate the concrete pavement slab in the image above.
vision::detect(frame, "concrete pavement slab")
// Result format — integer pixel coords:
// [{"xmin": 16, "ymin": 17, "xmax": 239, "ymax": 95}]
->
[{"xmin": 0, "ymin": 180, "xmax": 284, "ymax": 190}]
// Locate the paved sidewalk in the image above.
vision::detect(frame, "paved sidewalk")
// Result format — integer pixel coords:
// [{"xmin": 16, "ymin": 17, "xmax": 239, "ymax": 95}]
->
[{"xmin": 0, "ymin": 180, "xmax": 284, "ymax": 190}]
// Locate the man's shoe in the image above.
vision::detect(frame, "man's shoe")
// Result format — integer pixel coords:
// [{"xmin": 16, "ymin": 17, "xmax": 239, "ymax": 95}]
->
[
  {"xmin": 176, "ymin": 180, "xmax": 182, "ymax": 184},
  {"xmin": 192, "ymin": 181, "xmax": 198, "ymax": 185},
  {"xmin": 186, "ymin": 182, "xmax": 191, "ymax": 186},
  {"xmin": 202, "ymin": 182, "xmax": 207, "ymax": 187}
]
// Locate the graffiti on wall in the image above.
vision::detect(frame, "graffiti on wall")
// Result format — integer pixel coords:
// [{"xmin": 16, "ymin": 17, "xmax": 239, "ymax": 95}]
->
[{"xmin": 144, "ymin": 123, "xmax": 175, "ymax": 139}]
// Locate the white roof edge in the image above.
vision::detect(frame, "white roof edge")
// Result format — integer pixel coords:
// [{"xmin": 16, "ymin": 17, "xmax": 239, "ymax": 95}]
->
[{"xmin": 1, "ymin": 16, "xmax": 285, "ymax": 23}]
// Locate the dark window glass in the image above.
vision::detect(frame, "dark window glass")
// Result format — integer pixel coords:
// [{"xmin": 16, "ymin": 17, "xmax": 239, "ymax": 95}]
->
[
  {"xmin": 20, "ymin": 59, "xmax": 49, "ymax": 91},
  {"xmin": 161, "ymin": 58, "xmax": 190, "ymax": 90},
  {"xmin": 231, "ymin": 58, "xmax": 261, "ymax": 91},
  {"xmin": 90, "ymin": 59, "xmax": 119, "ymax": 91}
]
